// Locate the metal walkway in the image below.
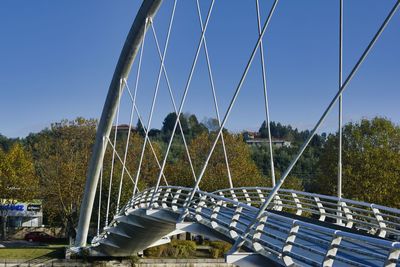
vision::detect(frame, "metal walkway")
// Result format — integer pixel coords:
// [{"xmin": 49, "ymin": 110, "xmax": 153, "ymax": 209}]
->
[{"xmin": 89, "ymin": 186, "xmax": 400, "ymax": 266}]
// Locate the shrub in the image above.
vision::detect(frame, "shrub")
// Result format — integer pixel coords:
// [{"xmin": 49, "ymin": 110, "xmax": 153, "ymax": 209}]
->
[
  {"xmin": 130, "ymin": 255, "xmax": 140, "ymax": 267},
  {"xmin": 209, "ymin": 241, "xmax": 231, "ymax": 258},
  {"xmin": 170, "ymin": 240, "xmax": 196, "ymax": 258},
  {"xmin": 144, "ymin": 240, "xmax": 196, "ymax": 258},
  {"xmin": 144, "ymin": 244, "xmax": 167, "ymax": 257}
]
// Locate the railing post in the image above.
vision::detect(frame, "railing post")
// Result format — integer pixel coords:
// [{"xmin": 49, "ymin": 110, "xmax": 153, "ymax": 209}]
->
[
  {"xmin": 229, "ymin": 206, "xmax": 243, "ymax": 240},
  {"xmin": 150, "ymin": 188, "xmax": 162, "ymax": 208},
  {"xmin": 314, "ymin": 196, "xmax": 326, "ymax": 221},
  {"xmin": 171, "ymin": 189, "xmax": 182, "ymax": 212},
  {"xmin": 141, "ymin": 189, "xmax": 152, "ymax": 208},
  {"xmin": 195, "ymin": 195, "xmax": 207, "ymax": 222},
  {"xmin": 291, "ymin": 192, "xmax": 302, "ymax": 216},
  {"xmin": 256, "ymin": 189, "xmax": 265, "ymax": 203},
  {"xmin": 273, "ymin": 195, "xmax": 283, "ymax": 211},
  {"xmin": 384, "ymin": 244, "xmax": 400, "ymax": 267},
  {"xmin": 161, "ymin": 188, "xmax": 171, "ymax": 209},
  {"xmin": 146, "ymin": 188, "xmax": 156, "ymax": 208},
  {"xmin": 252, "ymin": 215, "xmax": 267, "ymax": 252},
  {"xmin": 211, "ymin": 200, "xmax": 223, "ymax": 229},
  {"xmin": 230, "ymin": 189, "xmax": 238, "ymax": 202},
  {"xmin": 282, "ymin": 220, "xmax": 299, "ymax": 266},
  {"xmin": 322, "ymin": 231, "xmax": 342, "ymax": 267},
  {"xmin": 242, "ymin": 189, "xmax": 252, "ymax": 206},
  {"xmin": 340, "ymin": 202, "xmax": 353, "ymax": 228},
  {"xmin": 218, "ymin": 191, "xmax": 227, "ymax": 207},
  {"xmin": 371, "ymin": 204, "xmax": 387, "ymax": 238}
]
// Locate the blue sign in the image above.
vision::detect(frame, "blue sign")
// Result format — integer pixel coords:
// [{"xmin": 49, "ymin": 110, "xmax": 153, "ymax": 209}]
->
[{"xmin": 0, "ymin": 204, "xmax": 24, "ymax": 211}]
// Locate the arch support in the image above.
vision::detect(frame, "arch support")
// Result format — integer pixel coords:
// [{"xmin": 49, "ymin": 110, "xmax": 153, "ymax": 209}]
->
[{"xmin": 75, "ymin": 0, "xmax": 163, "ymax": 248}]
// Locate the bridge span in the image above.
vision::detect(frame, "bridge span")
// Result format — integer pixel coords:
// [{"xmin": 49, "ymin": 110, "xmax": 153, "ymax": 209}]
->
[{"xmin": 88, "ymin": 186, "xmax": 400, "ymax": 266}]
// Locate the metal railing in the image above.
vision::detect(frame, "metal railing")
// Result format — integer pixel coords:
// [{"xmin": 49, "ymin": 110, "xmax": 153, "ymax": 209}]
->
[
  {"xmin": 93, "ymin": 186, "xmax": 400, "ymax": 266},
  {"xmin": 214, "ymin": 187, "xmax": 400, "ymax": 241}
]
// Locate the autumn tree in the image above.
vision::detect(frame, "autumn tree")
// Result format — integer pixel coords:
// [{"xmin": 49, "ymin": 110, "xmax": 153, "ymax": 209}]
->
[
  {"xmin": 28, "ymin": 118, "xmax": 97, "ymax": 241},
  {"xmin": 165, "ymin": 132, "xmax": 266, "ymax": 192},
  {"xmin": 98, "ymin": 131, "xmax": 162, "ymax": 221},
  {"xmin": 0, "ymin": 144, "xmax": 38, "ymax": 240},
  {"xmin": 314, "ymin": 117, "xmax": 400, "ymax": 208}
]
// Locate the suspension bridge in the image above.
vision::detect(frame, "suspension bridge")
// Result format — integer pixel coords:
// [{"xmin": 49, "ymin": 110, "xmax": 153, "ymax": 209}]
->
[{"xmin": 72, "ymin": 1, "xmax": 400, "ymax": 266}]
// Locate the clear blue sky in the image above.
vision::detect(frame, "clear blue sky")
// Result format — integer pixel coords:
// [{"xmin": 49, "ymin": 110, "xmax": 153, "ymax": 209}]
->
[{"xmin": 1, "ymin": 0, "xmax": 399, "ymax": 138}]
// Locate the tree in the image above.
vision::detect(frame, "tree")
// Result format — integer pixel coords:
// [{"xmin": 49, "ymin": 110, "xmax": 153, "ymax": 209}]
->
[
  {"xmin": 254, "ymin": 121, "xmax": 325, "ymax": 190},
  {"xmin": 0, "ymin": 144, "xmax": 38, "ymax": 240},
  {"xmin": 314, "ymin": 117, "xmax": 400, "ymax": 208},
  {"xmin": 136, "ymin": 119, "xmax": 145, "ymax": 137},
  {"xmin": 28, "ymin": 118, "xmax": 97, "ymax": 242},
  {"xmin": 249, "ymin": 145, "xmax": 304, "ymax": 191},
  {"xmin": 161, "ymin": 113, "xmax": 189, "ymax": 142},
  {"xmin": 98, "ymin": 131, "xmax": 163, "ymax": 221},
  {"xmin": 260, "ymin": 121, "xmax": 293, "ymax": 140},
  {"xmin": 203, "ymin": 117, "xmax": 219, "ymax": 132},
  {"xmin": 0, "ymin": 134, "xmax": 17, "ymax": 152},
  {"xmin": 165, "ymin": 132, "xmax": 266, "ymax": 191},
  {"xmin": 259, "ymin": 121, "xmax": 326, "ymax": 146},
  {"xmin": 187, "ymin": 114, "xmax": 208, "ymax": 138}
]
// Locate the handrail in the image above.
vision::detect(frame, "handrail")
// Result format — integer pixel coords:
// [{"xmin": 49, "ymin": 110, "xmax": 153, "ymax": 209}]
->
[{"xmin": 214, "ymin": 187, "xmax": 400, "ymax": 240}]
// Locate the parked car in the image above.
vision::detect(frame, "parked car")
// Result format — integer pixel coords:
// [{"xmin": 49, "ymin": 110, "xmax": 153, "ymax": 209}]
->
[{"xmin": 24, "ymin": 231, "xmax": 57, "ymax": 243}]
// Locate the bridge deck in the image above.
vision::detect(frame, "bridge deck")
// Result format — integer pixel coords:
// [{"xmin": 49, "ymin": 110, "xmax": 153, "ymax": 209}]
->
[{"xmin": 87, "ymin": 187, "xmax": 400, "ymax": 267}]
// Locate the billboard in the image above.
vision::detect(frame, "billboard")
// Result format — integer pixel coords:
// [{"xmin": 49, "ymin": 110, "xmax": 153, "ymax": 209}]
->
[{"xmin": 0, "ymin": 200, "xmax": 42, "ymax": 217}]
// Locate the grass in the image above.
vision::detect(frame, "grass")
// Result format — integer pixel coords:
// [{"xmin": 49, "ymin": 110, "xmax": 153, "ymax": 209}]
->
[{"xmin": 0, "ymin": 246, "xmax": 65, "ymax": 259}]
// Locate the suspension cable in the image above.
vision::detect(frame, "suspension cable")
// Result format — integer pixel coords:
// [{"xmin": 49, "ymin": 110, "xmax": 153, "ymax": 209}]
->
[
  {"xmin": 125, "ymin": 81, "xmax": 169, "ymax": 186},
  {"xmin": 133, "ymin": 1, "xmax": 178, "ymax": 195},
  {"xmin": 115, "ymin": 20, "xmax": 148, "ymax": 214},
  {"xmin": 151, "ymin": 23, "xmax": 197, "ymax": 182},
  {"xmin": 256, "ymin": 0, "xmax": 276, "ymax": 187},
  {"xmin": 178, "ymin": 0, "xmax": 279, "ymax": 222},
  {"xmin": 337, "ymin": 0, "xmax": 344, "ymax": 225},
  {"xmin": 195, "ymin": 0, "xmax": 234, "ymax": 189},
  {"xmin": 96, "ymin": 155, "xmax": 103, "ymax": 235},
  {"xmin": 105, "ymin": 80, "xmax": 123, "ymax": 226},
  {"xmin": 105, "ymin": 136, "xmax": 136, "ymax": 186},
  {"xmin": 149, "ymin": 0, "xmax": 216, "ymax": 207}
]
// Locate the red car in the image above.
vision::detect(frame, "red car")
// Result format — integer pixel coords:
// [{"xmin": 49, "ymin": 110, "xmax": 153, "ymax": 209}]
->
[{"xmin": 24, "ymin": 231, "xmax": 56, "ymax": 243}]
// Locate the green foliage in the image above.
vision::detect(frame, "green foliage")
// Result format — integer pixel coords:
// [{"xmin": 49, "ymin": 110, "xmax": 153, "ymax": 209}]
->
[
  {"xmin": 136, "ymin": 119, "xmax": 145, "ymax": 137},
  {"xmin": 0, "ymin": 143, "xmax": 38, "ymax": 201},
  {"xmin": 314, "ymin": 117, "xmax": 400, "ymax": 208},
  {"xmin": 144, "ymin": 240, "xmax": 196, "ymax": 258},
  {"xmin": 0, "ymin": 143, "xmax": 38, "ymax": 239},
  {"xmin": 259, "ymin": 121, "xmax": 326, "ymax": 145},
  {"xmin": 99, "ymin": 130, "xmax": 162, "ymax": 220},
  {"xmin": 0, "ymin": 134, "xmax": 18, "ymax": 152},
  {"xmin": 161, "ymin": 113, "xmax": 208, "ymax": 142},
  {"xmin": 26, "ymin": 118, "xmax": 97, "ymax": 231},
  {"xmin": 166, "ymin": 132, "xmax": 265, "ymax": 191},
  {"xmin": 208, "ymin": 241, "xmax": 231, "ymax": 258},
  {"xmin": 171, "ymin": 240, "xmax": 196, "ymax": 258},
  {"xmin": 203, "ymin": 117, "xmax": 220, "ymax": 132},
  {"xmin": 187, "ymin": 114, "xmax": 208, "ymax": 138},
  {"xmin": 2, "ymin": 113, "xmax": 399, "ymax": 234},
  {"xmin": 161, "ymin": 113, "xmax": 188, "ymax": 142},
  {"xmin": 251, "ymin": 120, "xmax": 326, "ymax": 191}
]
